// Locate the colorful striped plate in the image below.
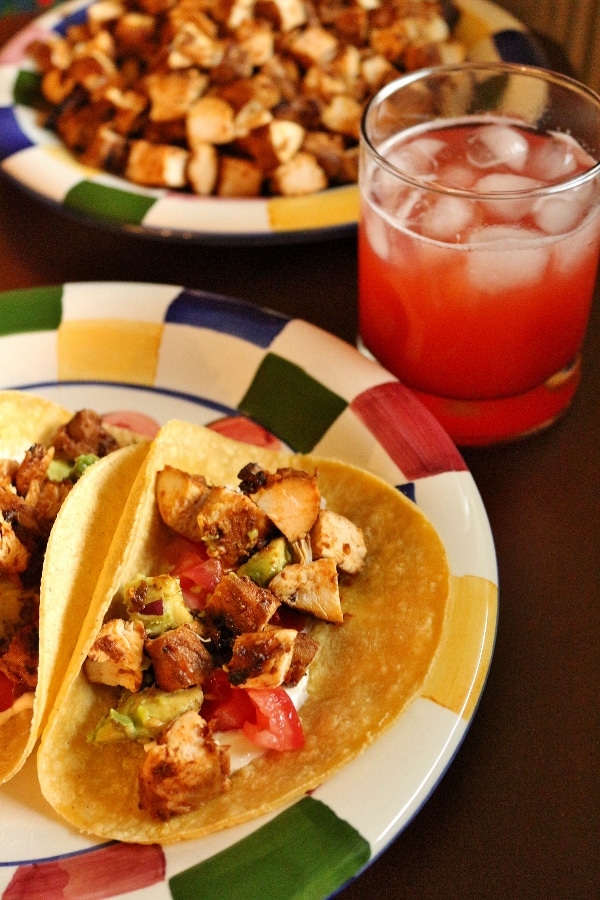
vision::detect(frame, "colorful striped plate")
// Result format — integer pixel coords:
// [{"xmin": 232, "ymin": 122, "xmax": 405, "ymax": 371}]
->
[{"xmin": 0, "ymin": 282, "xmax": 498, "ymax": 899}]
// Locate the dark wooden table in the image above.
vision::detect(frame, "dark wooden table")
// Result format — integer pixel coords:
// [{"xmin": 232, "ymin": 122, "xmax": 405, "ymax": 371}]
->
[{"xmin": 1, "ymin": 13, "xmax": 599, "ymax": 899}]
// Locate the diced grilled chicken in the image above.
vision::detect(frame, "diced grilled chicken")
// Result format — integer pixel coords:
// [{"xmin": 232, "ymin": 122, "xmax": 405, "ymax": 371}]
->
[
  {"xmin": 196, "ymin": 486, "xmax": 273, "ymax": 567},
  {"xmin": 138, "ymin": 711, "xmax": 230, "ymax": 820},
  {"xmin": 0, "ymin": 623, "xmax": 38, "ymax": 690},
  {"xmin": 310, "ymin": 508, "xmax": 367, "ymax": 574},
  {"xmin": 269, "ymin": 557, "xmax": 343, "ymax": 624},
  {"xmin": 245, "ymin": 467, "xmax": 321, "ymax": 543},
  {"xmin": 0, "ymin": 515, "xmax": 30, "ymax": 575},
  {"xmin": 50, "ymin": 409, "xmax": 119, "ymax": 459},
  {"xmin": 187, "ymin": 142, "xmax": 219, "ymax": 195},
  {"xmin": 226, "ymin": 627, "xmax": 297, "ymax": 687},
  {"xmin": 269, "ymin": 150, "xmax": 328, "ymax": 195},
  {"xmin": 216, "ymin": 155, "xmax": 263, "ymax": 196},
  {"xmin": 155, "ymin": 466, "xmax": 211, "ymax": 542},
  {"xmin": 145, "ymin": 623, "xmax": 214, "ymax": 692},
  {"xmin": 14, "ymin": 444, "xmax": 54, "ymax": 496},
  {"xmin": 256, "ymin": 0, "xmax": 308, "ymax": 33},
  {"xmin": 186, "ymin": 96, "xmax": 237, "ymax": 146},
  {"xmin": 204, "ymin": 573, "xmax": 280, "ymax": 647},
  {"xmin": 144, "ymin": 70, "xmax": 207, "ymax": 122},
  {"xmin": 236, "ymin": 119, "xmax": 305, "ymax": 170},
  {"xmin": 84, "ymin": 618, "xmax": 146, "ymax": 692},
  {"xmin": 125, "ymin": 139, "xmax": 190, "ymax": 188},
  {"xmin": 284, "ymin": 630, "xmax": 319, "ymax": 686}
]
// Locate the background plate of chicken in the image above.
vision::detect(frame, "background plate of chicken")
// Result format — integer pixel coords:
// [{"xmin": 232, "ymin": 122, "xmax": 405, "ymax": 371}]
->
[
  {"xmin": 0, "ymin": 0, "xmax": 545, "ymax": 243},
  {"xmin": 0, "ymin": 281, "xmax": 497, "ymax": 898}
]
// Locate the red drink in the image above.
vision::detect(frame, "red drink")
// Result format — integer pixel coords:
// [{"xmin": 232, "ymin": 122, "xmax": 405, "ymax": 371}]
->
[{"xmin": 359, "ymin": 117, "xmax": 600, "ymax": 445}]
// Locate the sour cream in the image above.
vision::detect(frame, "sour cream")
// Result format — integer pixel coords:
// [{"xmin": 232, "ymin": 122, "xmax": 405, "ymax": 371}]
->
[
  {"xmin": 0, "ymin": 691, "xmax": 34, "ymax": 728},
  {"xmin": 213, "ymin": 674, "xmax": 309, "ymax": 773}
]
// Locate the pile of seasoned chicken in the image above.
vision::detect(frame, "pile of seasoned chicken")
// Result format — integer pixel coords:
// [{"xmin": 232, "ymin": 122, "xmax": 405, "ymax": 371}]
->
[
  {"xmin": 0, "ymin": 411, "xmax": 123, "ymax": 692},
  {"xmin": 27, "ymin": 0, "xmax": 465, "ymax": 197},
  {"xmin": 84, "ymin": 462, "xmax": 367, "ymax": 820}
]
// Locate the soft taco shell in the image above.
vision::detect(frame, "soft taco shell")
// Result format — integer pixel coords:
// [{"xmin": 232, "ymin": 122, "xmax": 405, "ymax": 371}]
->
[
  {"xmin": 38, "ymin": 421, "xmax": 449, "ymax": 844},
  {"xmin": 0, "ymin": 392, "xmax": 149, "ymax": 784}
]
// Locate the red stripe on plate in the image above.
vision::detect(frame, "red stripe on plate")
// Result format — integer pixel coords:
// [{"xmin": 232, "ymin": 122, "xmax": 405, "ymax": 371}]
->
[{"xmin": 351, "ymin": 381, "xmax": 466, "ymax": 480}]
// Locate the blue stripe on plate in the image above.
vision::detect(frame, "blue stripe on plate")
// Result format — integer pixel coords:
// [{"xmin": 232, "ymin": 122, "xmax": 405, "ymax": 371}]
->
[
  {"xmin": 0, "ymin": 106, "xmax": 32, "ymax": 159},
  {"xmin": 165, "ymin": 289, "xmax": 289, "ymax": 348},
  {"xmin": 493, "ymin": 29, "xmax": 547, "ymax": 67}
]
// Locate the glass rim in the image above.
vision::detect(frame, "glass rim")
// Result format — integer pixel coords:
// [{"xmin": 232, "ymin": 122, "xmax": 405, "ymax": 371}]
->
[{"xmin": 360, "ymin": 62, "xmax": 600, "ymax": 199}]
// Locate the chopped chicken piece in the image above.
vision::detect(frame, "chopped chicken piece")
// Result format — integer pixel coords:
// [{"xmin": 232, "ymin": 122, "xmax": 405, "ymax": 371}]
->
[
  {"xmin": 310, "ymin": 508, "xmax": 367, "ymax": 574},
  {"xmin": 270, "ymin": 150, "xmax": 328, "ymax": 195},
  {"xmin": 255, "ymin": 0, "xmax": 308, "ymax": 32},
  {"xmin": 155, "ymin": 466, "xmax": 211, "ymax": 543},
  {"xmin": 51, "ymin": 409, "xmax": 119, "ymax": 460},
  {"xmin": 0, "ymin": 515, "xmax": 30, "ymax": 576},
  {"xmin": 227, "ymin": 627, "xmax": 297, "ymax": 687},
  {"xmin": 286, "ymin": 26, "xmax": 339, "ymax": 67},
  {"xmin": 216, "ymin": 155, "xmax": 263, "ymax": 196},
  {"xmin": 237, "ymin": 119, "xmax": 305, "ymax": 170},
  {"xmin": 269, "ymin": 557, "xmax": 343, "ymax": 623},
  {"xmin": 204, "ymin": 573, "xmax": 280, "ymax": 646},
  {"xmin": 125, "ymin": 139, "xmax": 190, "ymax": 187},
  {"xmin": 321, "ymin": 94, "xmax": 362, "ymax": 139},
  {"xmin": 244, "ymin": 466, "xmax": 321, "ymax": 543},
  {"xmin": 235, "ymin": 18, "xmax": 275, "ymax": 66},
  {"xmin": 0, "ymin": 623, "xmax": 38, "ymax": 690},
  {"xmin": 186, "ymin": 96, "xmax": 236, "ymax": 146},
  {"xmin": 14, "ymin": 443, "xmax": 53, "ymax": 496},
  {"xmin": 138, "ymin": 711, "xmax": 230, "ymax": 820},
  {"xmin": 145, "ymin": 623, "xmax": 213, "ymax": 691},
  {"xmin": 84, "ymin": 618, "xmax": 146, "ymax": 692},
  {"xmin": 196, "ymin": 486, "xmax": 273, "ymax": 566},
  {"xmin": 284, "ymin": 630, "xmax": 319, "ymax": 686},
  {"xmin": 301, "ymin": 130, "xmax": 345, "ymax": 179},
  {"xmin": 145, "ymin": 70, "xmax": 207, "ymax": 122},
  {"xmin": 187, "ymin": 142, "xmax": 219, "ymax": 194}
]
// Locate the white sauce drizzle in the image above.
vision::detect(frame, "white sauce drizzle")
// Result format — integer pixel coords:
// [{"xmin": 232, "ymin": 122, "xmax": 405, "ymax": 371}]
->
[
  {"xmin": 213, "ymin": 674, "xmax": 309, "ymax": 773},
  {"xmin": 0, "ymin": 691, "xmax": 34, "ymax": 728}
]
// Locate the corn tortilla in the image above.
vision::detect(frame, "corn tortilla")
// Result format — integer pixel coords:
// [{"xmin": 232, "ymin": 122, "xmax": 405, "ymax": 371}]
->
[
  {"xmin": 0, "ymin": 392, "xmax": 149, "ymax": 784},
  {"xmin": 38, "ymin": 421, "xmax": 449, "ymax": 843}
]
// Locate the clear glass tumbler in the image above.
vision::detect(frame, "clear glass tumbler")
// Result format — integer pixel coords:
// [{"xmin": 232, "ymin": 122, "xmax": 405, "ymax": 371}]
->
[{"xmin": 358, "ymin": 63, "xmax": 600, "ymax": 445}]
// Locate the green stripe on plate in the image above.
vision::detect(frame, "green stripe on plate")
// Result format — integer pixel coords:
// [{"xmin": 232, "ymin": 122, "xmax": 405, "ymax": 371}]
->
[
  {"xmin": 0, "ymin": 285, "xmax": 62, "ymax": 334},
  {"xmin": 169, "ymin": 796, "xmax": 370, "ymax": 900},
  {"xmin": 240, "ymin": 354, "xmax": 347, "ymax": 453},
  {"xmin": 64, "ymin": 181, "xmax": 157, "ymax": 226},
  {"xmin": 13, "ymin": 70, "xmax": 43, "ymax": 109}
]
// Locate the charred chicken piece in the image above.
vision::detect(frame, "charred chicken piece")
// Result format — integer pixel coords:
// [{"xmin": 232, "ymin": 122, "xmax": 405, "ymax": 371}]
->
[
  {"xmin": 203, "ymin": 573, "xmax": 280, "ymax": 648},
  {"xmin": 84, "ymin": 618, "xmax": 147, "ymax": 693},
  {"xmin": 145, "ymin": 623, "xmax": 214, "ymax": 692},
  {"xmin": 226, "ymin": 626, "xmax": 297, "ymax": 687},
  {"xmin": 270, "ymin": 557, "xmax": 343, "ymax": 623},
  {"xmin": 138, "ymin": 710, "xmax": 231, "ymax": 821}
]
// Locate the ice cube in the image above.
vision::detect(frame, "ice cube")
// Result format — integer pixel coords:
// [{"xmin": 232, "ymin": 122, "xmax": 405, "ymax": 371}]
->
[
  {"xmin": 476, "ymin": 173, "xmax": 543, "ymax": 221},
  {"xmin": 390, "ymin": 137, "xmax": 445, "ymax": 180},
  {"xmin": 552, "ymin": 209, "xmax": 600, "ymax": 273},
  {"xmin": 420, "ymin": 195, "xmax": 474, "ymax": 241},
  {"xmin": 364, "ymin": 210, "xmax": 392, "ymax": 261},
  {"xmin": 528, "ymin": 134, "xmax": 578, "ymax": 182},
  {"xmin": 438, "ymin": 165, "xmax": 478, "ymax": 190},
  {"xmin": 534, "ymin": 196, "xmax": 585, "ymax": 235},
  {"xmin": 466, "ymin": 225, "xmax": 550, "ymax": 292},
  {"xmin": 467, "ymin": 123, "xmax": 529, "ymax": 171}
]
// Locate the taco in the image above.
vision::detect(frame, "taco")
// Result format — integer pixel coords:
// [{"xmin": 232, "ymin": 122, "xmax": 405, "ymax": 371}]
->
[
  {"xmin": 38, "ymin": 420, "xmax": 449, "ymax": 844},
  {"xmin": 0, "ymin": 391, "xmax": 149, "ymax": 784}
]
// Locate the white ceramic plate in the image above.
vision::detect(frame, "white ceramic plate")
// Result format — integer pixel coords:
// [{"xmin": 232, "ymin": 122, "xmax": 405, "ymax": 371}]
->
[
  {"xmin": 0, "ymin": 0, "xmax": 545, "ymax": 243},
  {"xmin": 0, "ymin": 282, "xmax": 498, "ymax": 898}
]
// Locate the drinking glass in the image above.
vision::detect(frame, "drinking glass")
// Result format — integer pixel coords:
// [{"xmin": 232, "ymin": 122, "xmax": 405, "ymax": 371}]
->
[{"xmin": 358, "ymin": 63, "xmax": 600, "ymax": 445}]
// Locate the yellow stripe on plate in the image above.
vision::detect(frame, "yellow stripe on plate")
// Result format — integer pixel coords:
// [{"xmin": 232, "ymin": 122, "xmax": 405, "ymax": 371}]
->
[
  {"xmin": 423, "ymin": 574, "xmax": 498, "ymax": 720},
  {"xmin": 57, "ymin": 320, "xmax": 163, "ymax": 385},
  {"xmin": 267, "ymin": 185, "xmax": 359, "ymax": 233}
]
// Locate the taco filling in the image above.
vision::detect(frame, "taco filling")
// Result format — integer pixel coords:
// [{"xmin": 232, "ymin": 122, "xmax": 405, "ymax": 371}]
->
[
  {"xmin": 0, "ymin": 410, "xmax": 126, "ymax": 714},
  {"xmin": 38, "ymin": 421, "xmax": 449, "ymax": 845},
  {"xmin": 0, "ymin": 395, "xmax": 151, "ymax": 785},
  {"xmin": 84, "ymin": 461, "xmax": 367, "ymax": 821}
]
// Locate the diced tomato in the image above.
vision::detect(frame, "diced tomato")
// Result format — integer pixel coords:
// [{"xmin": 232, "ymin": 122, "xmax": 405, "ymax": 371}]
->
[
  {"xmin": 244, "ymin": 687, "xmax": 305, "ymax": 751},
  {"xmin": 166, "ymin": 537, "xmax": 223, "ymax": 610},
  {"xmin": 102, "ymin": 411, "xmax": 161, "ymax": 438},
  {"xmin": 202, "ymin": 672, "xmax": 304, "ymax": 751},
  {"xmin": 0, "ymin": 671, "xmax": 19, "ymax": 713},
  {"xmin": 202, "ymin": 669, "xmax": 255, "ymax": 731}
]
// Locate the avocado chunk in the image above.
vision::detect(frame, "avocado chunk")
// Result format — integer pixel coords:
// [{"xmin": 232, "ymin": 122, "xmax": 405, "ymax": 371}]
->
[
  {"xmin": 124, "ymin": 574, "xmax": 193, "ymax": 636},
  {"xmin": 236, "ymin": 537, "xmax": 291, "ymax": 587},
  {"xmin": 89, "ymin": 685, "xmax": 204, "ymax": 743}
]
